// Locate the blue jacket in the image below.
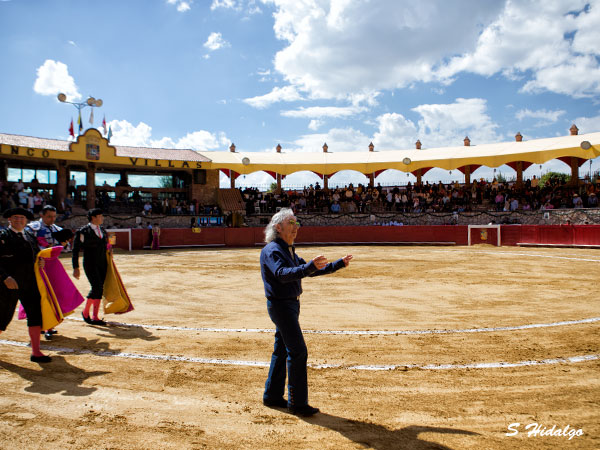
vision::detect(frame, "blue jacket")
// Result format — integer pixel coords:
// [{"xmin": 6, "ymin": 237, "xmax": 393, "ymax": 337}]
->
[{"xmin": 260, "ymin": 237, "xmax": 345, "ymax": 301}]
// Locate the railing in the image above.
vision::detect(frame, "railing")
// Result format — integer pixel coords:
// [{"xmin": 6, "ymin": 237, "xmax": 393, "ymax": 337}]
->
[{"xmin": 235, "ymin": 176, "xmax": 596, "ymax": 193}]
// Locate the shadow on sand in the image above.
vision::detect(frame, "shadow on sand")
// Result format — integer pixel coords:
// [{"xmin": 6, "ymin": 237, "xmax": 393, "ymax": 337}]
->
[
  {"xmin": 94, "ymin": 322, "xmax": 159, "ymax": 342},
  {"xmin": 299, "ymin": 412, "xmax": 480, "ymax": 450},
  {"xmin": 0, "ymin": 355, "xmax": 110, "ymax": 396}
]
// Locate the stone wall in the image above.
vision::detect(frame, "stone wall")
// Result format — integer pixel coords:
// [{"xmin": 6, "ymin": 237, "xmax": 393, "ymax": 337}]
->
[
  {"xmin": 245, "ymin": 208, "xmax": 600, "ymax": 227},
  {"xmin": 42, "ymin": 208, "xmax": 600, "ymax": 231},
  {"xmin": 189, "ymin": 170, "xmax": 220, "ymax": 205}
]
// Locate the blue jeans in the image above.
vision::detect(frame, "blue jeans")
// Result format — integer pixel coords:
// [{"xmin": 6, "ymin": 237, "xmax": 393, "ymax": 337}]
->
[{"xmin": 263, "ymin": 299, "xmax": 308, "ymax": 407}]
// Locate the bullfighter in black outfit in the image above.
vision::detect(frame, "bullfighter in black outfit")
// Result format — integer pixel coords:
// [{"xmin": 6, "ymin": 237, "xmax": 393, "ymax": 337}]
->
[
  {"xmin": 72, "ymin": 208, "xmax": 109, "ymax": 326},
  {"xmin": 0, "ymin": 207, "xmax": 51, "ymax": 363}
]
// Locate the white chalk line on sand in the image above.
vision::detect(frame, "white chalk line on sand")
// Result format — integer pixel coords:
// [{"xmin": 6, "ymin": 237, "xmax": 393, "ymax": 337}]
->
[
  {"xmin": 434, "ymin": 248, "xmax": 600, "ymax": 263},
  {"xmin": 64, "ymin": 316, "xmax": 600, "ymax": 336},
  {"xmin": 0, "ymin": 339, "xmax": 597, "ymax": 371}
]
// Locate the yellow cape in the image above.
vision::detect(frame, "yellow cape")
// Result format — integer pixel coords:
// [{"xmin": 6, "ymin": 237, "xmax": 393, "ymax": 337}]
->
[
  {"xmin": 103, "ymin": 251, "xmax": 134, "ymax": 314},
  {"xmin": 36, "ymin": 248, "xmax": 63, "ymax": 330}
]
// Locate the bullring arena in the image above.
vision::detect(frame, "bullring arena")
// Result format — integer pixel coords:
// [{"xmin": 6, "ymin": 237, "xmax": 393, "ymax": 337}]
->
[{"xmin": 1, "ymin": 243, "xmax": 598, "ymax": 449}]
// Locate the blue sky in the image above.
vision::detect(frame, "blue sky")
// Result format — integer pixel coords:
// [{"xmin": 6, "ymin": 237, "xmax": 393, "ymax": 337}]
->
[{"xmin": 1, "ymin": 0, "xmax": 599, "ymax": 189}]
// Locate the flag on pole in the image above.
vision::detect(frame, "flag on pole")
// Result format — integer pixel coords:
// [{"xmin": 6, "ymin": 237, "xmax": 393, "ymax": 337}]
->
[
  {"xmin": 77, "ymin": 112, "xmax": 83, "ymax": 134},
  {"xmin": 89, "ymin": 108, "xmax": 94, "ymax": 125},
  {"xmin": 69, "ymin": 119, "xmax": 74, "ymax": 138},
  {"xmin": 102, "ymin": 115, "xmax": 107, "ymax": 136},
  {"xmin": 107, "ymin": 126, "xmax": 113, "ymax": 143}
]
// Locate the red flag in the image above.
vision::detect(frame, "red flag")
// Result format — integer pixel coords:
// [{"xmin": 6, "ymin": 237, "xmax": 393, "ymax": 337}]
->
[
  {"xmin": 69, "ymin": 119, "xmax": 74, "ymax": 138},
  {"xmin": 102, "ymin": 115, "xmax": 107, "ymax": 136}
]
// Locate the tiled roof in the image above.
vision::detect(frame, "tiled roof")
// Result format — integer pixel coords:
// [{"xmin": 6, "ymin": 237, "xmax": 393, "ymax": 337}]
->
[
  {"xmin": 0, "ymin": 132, "xmax": 210, "ymax": 162},
  {"xmin": 218, "ymin": 188, "xmax": 245, "ymax": 212},
  {"xmin": 0, "ymin": 133, "xmax": 70, "ymax": 151},
  {"xmin": 115, "ymin": 146, "xmax": 210, "ymax": 162}
]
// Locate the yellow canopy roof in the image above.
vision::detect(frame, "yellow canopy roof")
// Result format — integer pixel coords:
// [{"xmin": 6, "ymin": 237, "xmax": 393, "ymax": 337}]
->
[{"xmin": 199, "ymin": 132, "xmax": 600, "ymax": 176}]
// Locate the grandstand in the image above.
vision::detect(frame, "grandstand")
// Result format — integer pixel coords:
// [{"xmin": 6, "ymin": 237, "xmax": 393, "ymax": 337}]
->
[{"xmin": 1, "ymin": 126, "xmax": 600, "ymax": 248}]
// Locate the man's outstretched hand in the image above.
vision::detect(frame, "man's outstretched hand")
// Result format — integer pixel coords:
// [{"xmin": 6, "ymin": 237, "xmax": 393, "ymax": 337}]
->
[{"xmin": 311, "ymin": 255, "xmax": 328, "ymax": 269}]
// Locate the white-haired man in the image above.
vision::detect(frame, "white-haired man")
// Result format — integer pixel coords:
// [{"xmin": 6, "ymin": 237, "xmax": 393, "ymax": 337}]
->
[{"xmin": 260, "ymin": 208, "xmax": 352, "ymax": 416}]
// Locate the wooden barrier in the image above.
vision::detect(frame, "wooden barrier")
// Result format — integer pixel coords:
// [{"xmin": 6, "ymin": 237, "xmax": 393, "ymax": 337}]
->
[{"xmin": 114, "ymin": 225, "xmax": 600, "ymax": 250}]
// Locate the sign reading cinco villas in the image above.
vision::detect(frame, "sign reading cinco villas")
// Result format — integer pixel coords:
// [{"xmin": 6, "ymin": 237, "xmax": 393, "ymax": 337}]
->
[{"xmin": 0, "ymin": 128, "xmax": 205, "ymax": 169}]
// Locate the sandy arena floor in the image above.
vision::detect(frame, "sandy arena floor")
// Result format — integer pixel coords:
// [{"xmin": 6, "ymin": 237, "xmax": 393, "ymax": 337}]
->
[{"xmin": 0, "ymin": 245, "xmax": 599, "ymax": 449}]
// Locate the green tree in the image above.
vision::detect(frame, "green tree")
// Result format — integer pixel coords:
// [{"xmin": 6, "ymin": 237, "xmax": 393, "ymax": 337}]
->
[{"xmin": 540, "ymin": 172, "xmax": 570, "ymax": 186}]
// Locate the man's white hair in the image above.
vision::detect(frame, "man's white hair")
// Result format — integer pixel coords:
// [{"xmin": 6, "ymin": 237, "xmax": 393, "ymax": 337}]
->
[{"xmin": 264, "ymin": 208, "xmax": 294, "ymax": 243}]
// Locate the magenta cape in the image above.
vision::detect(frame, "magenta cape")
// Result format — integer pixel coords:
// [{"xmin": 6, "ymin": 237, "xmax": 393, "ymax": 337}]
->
[{"xmin": 19, "ymin": 246, "xmax": 85, "ymax": 329}]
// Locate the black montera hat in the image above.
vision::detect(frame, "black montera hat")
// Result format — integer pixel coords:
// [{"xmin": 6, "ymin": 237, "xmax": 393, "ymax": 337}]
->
[{"xmin": 3, "ymin": 207, "xmax": 34, "ymax": 220}]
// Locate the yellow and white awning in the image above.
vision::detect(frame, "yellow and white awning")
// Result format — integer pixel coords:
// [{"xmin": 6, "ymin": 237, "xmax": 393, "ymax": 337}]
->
[{"xmin": 198, "ymin": 132, "xmax": 600, "ymax": 176}]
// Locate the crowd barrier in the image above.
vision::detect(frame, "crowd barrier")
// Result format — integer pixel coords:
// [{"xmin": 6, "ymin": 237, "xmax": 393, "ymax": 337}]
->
[{"xmin": 109, "ymin": 224, "xmax": 600, "ymax": 250}]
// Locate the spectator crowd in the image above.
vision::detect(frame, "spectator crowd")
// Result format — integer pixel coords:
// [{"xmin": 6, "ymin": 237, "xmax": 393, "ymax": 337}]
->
[
  {"xmin": 0, "ymin": 179, "xmax": 73, "ymax": 219},
  {"xmin": 241, "ymin": 174, "xmax": 600, "ymax": 216},
  {"xmin": 2, "ymin": 173, "xmax": 598, "ymax": 224}
]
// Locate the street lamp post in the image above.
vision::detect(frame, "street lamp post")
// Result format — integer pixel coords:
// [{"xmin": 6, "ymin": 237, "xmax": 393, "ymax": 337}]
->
[
  {"xmin": 57, "ymin": 93, "xmax": 103, "ymax": 133},
  {"xmin": 58, "ymin": 93, "xmax": 103, "ymax": 209}
]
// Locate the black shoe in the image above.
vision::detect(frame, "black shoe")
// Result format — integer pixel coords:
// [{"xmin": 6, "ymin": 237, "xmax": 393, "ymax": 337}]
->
[
  {"xmin": 263, "ymin": 397, "xmax": 288, "ymax": 408},
  {"xmin": 82, "ymin": 313, "xmax": 93, "ymax": 324},
  {"xmin": 90, "ymin": 318, "xmax": 107, "ymax": 326},
  {"xmin": 43, "ymin": 331, "xmax": 52, "ymax": 341},
  {"xmin": 40, "ymin": 329, "xmax": 57, "ymax": 335},
  {"xmin": 288, "ymin": 404, "xmax": 320, "ymax": 416},
  {"xmin": 30, "ymin": 355, "xmax": 52, "ymax": 363}
]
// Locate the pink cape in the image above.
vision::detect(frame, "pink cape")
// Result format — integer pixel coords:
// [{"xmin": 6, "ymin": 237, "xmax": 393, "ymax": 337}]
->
[{"xmin": 18, "ymin": 246, "xmax": 85, "ymax": 326}]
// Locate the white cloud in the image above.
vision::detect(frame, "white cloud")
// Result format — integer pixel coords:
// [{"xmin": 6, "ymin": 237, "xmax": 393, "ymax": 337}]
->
[
  {"xmin": 308, "ymin": 119, "xmax": 323, "ymax": 130},
  {"xmin": 274, "ymin": 98, "xmax": 499, "ymax": 156},
  {"xmin": 571, "ymin": 2, "xmax": 600, "ymax": 54},
  {"xmin": 572, "ymin": 113, "xmax": 600, "ymax": 135},
  {"xmin": 211, "ymin": 0, "xmax": 240, "ymax": 10},
  {"xmin": 33, "ymin": 59, "xmax": 80, "ymax": 100},
  {"xmin": 107, "ymin": 120, "xmax": 153, "ymax": 147},
  {"xmin": 439, "ymin": 0, "xmax": 600, "ymax": 98},
  {"xmin": 281, "ymin": 105, "xmax": 366, "ymax": 119},
  {"xmin": 173, "ymin": 130, "xmax": 228, "ymax": 150},
  {"xmin": 247, "ymin": 0, "xmax": 262, "ymax": 15},
  {"xmin": 264, "ymin": 0, "xmax": 503, "ymax": 100},
  {"xmin": 372, "ymin": 113, "xmax": 418, "ymax": 150},
  {"xmin": 167, "ymin": 0, "xmax": 192, "ymax": 12},
  {"xmin": 286, "ymin": 127, "xmax": 371, "ymax": 153},
  {"xmin": 412, "ymin": 98, "xmax": 501, "ymax": 148},
  {"xmin": 243, "ymin": 86, "xmax": 303, "ymax": 108},
  {"xmin": 204, "ymin": 32, "xmax": 230, "ymax": 51},
  {"xmin": 211, "ymin": 0, "xmax": 261, "ymax": 15},
  {"xmin": 520, "ymin": 55, "xmax": 600, "ymax": 98},
  {"xmin": 261, "ymin": 0, "xmax": 600, "ymax": 101},
  {"xmin": 515, "ymin": 108, "xmax": 566, "ymax": 126},
  {"xmin": 256, "ymin": 68, "xmax": 273, "ymax": 82},
  {"xmin": 107, "ymin": 119, "xmax": 228, "ymax": 150},
  {"xmin": 370, "ymin": 98, "xmax": 501, "ymax": 151}
]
